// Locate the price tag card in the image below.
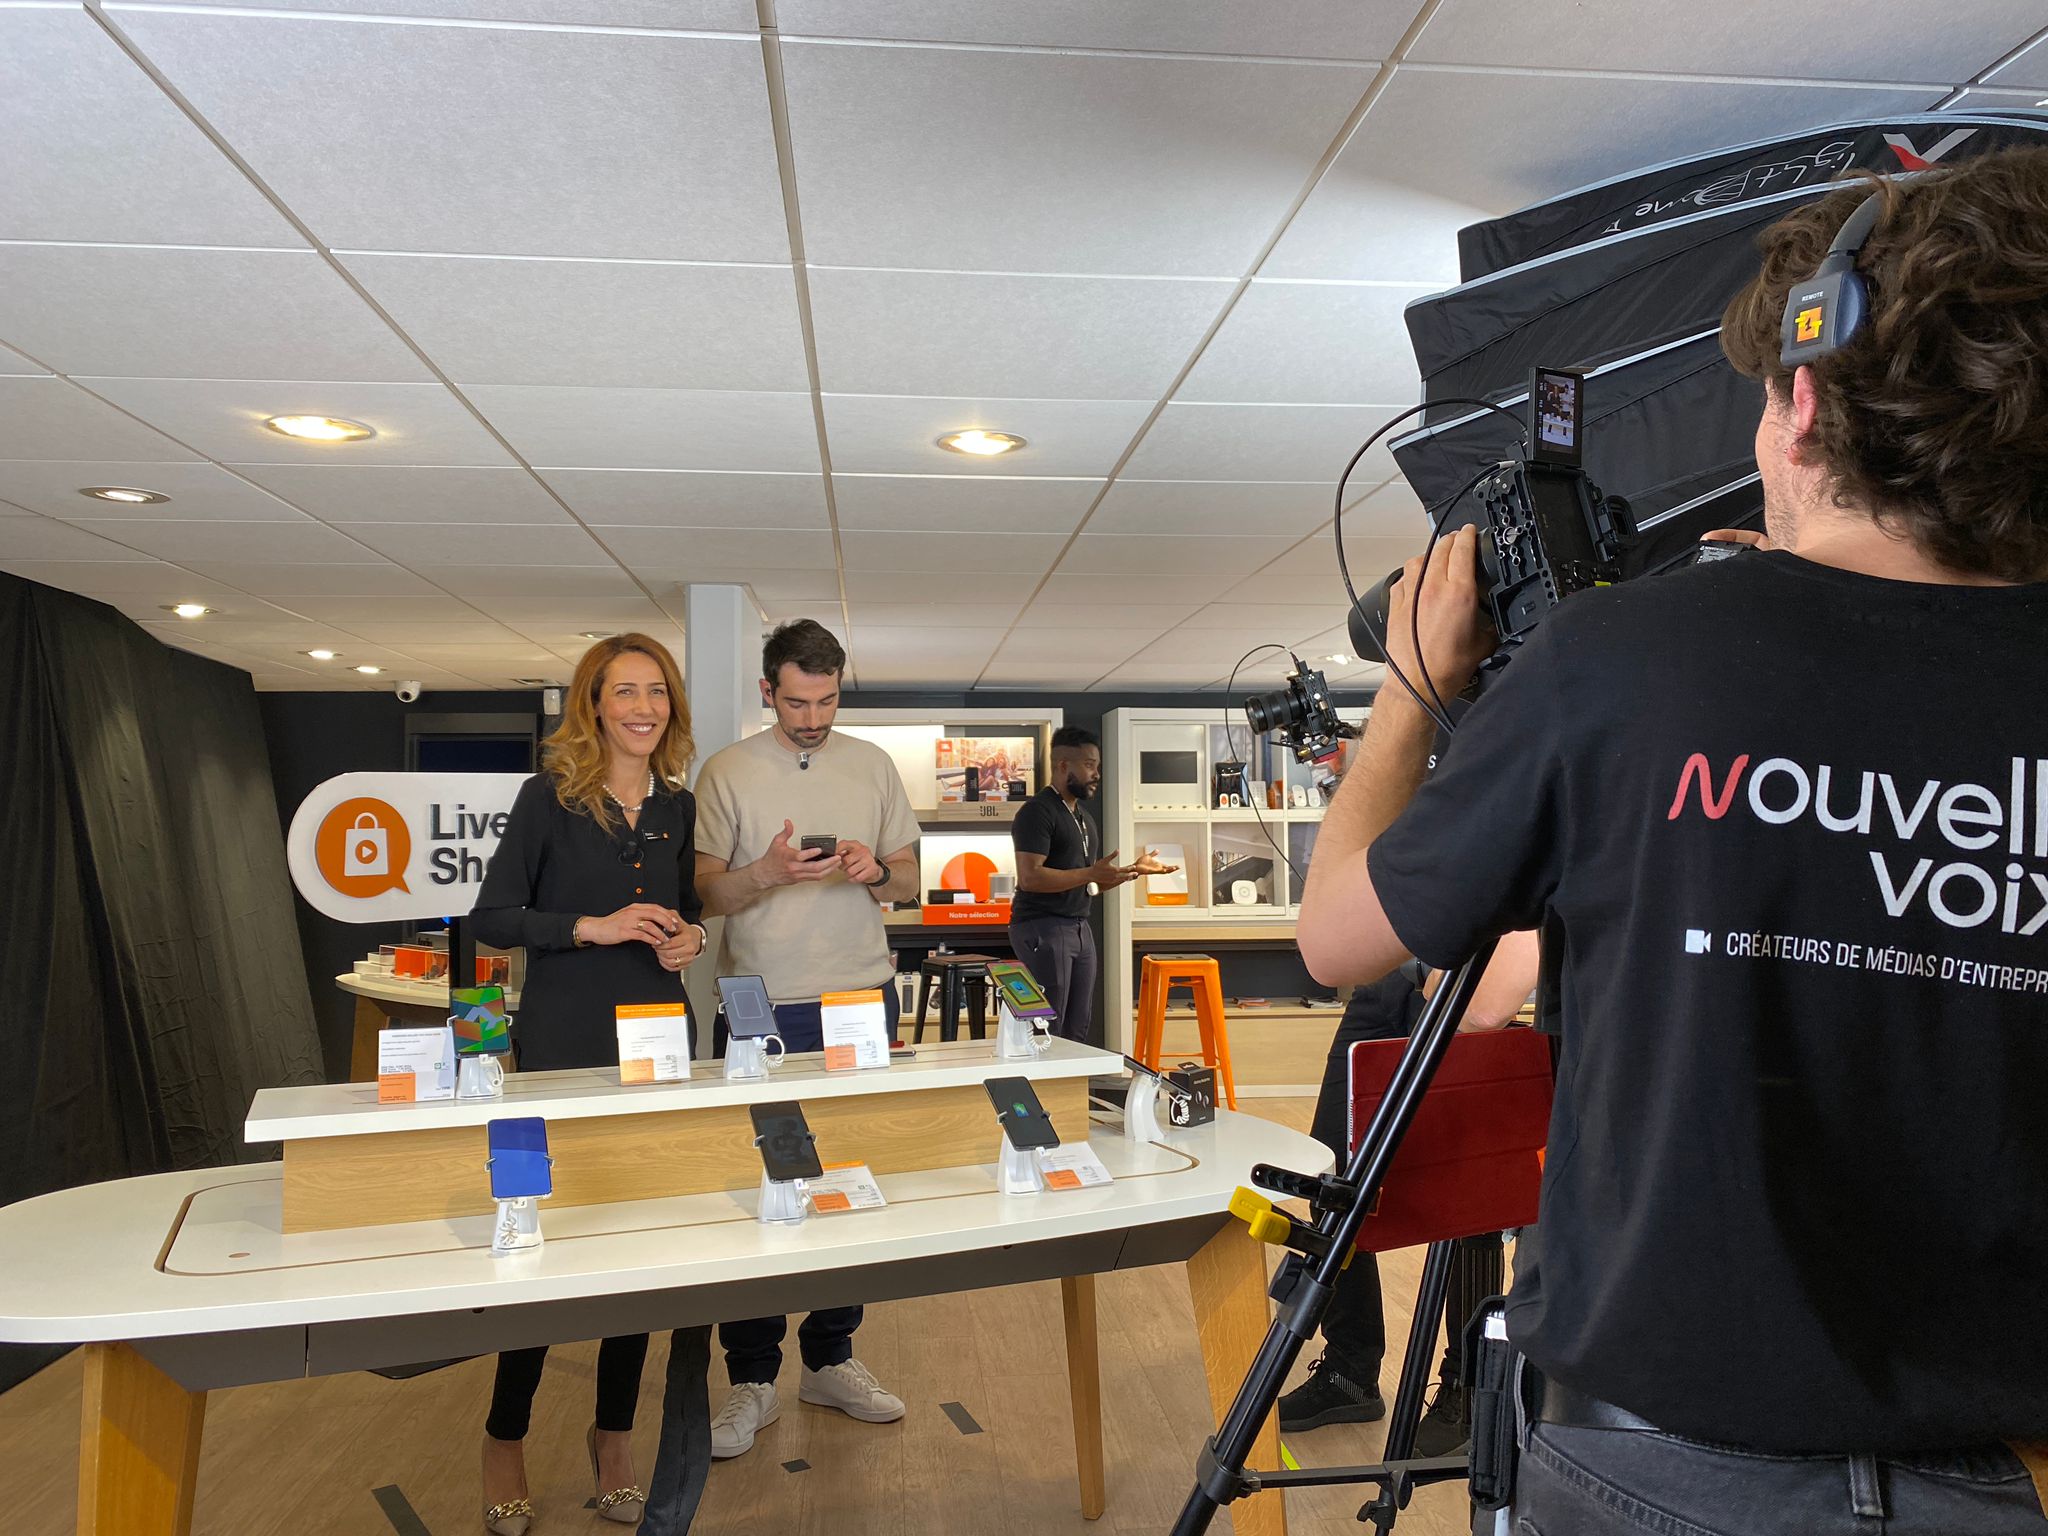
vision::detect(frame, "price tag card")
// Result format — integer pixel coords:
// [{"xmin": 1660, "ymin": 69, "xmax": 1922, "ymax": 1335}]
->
[
  {"xmin": 377, "ymin": 1025, "xmax": 456, "ymax": 1103},
  {"xmin": 615, "ymin": 1004, "xmax": 692, "ymax": 1085},
  {"xmin": 1039, "ymin": 1143, "xmax": 1113, "ymax": 1191},
  {"xmin": 820, "ymin": 989, "xmax": 892, "ymax": 1072},
  {"xmin": 808, "ymin": 1161, "xmax": 887, "ymax": 1214}
]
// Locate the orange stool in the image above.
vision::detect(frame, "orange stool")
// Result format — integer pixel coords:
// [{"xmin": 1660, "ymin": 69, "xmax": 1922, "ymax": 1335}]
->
[{"xmin": 1133, "ymin": 953, "xmax": 1238, "ymax": 1110}]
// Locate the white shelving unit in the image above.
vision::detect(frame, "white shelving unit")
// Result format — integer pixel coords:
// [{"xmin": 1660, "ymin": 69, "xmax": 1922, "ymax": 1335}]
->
[{"xmin": 1100, "ymin": 704, "xmax": 1366, "ymax": 1054}]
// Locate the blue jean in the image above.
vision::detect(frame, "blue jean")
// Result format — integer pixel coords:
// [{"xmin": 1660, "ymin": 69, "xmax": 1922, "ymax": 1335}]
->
[
  {"xmin": 714, "ymin": 985, "xmax": 901, "ymax": 1384},
  {"xmin": 1514, "ymin": 1421, "xmax": 2048, "ymax": 1536},
  {"xmin": 636, "ymin": 1326, "xmax": 711, "ymax": 1536}
]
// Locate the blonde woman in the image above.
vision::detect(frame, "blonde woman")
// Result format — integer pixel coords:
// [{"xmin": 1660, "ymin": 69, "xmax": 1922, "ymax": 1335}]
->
[{"xmin": 470, "ymin": 633, "xmax": 707, "ymax": 1535}]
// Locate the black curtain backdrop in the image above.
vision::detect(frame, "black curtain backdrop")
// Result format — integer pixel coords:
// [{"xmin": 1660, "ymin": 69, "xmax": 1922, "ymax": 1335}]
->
[{"xmin": 0, "ymin": 573, "xmax": 321, "ymax": 1392}]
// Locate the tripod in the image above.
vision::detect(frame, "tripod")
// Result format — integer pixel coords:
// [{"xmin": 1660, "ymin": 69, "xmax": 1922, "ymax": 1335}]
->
[{"xmin": 1170, "ymin": 938, "xmax": 1497, "ymax": 1536}]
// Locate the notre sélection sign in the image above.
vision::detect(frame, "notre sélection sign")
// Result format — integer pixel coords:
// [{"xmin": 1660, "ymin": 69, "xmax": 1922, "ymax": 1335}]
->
[{"xmin": 286, "ymin": 772, "xmax": 528, "ymax": 923}]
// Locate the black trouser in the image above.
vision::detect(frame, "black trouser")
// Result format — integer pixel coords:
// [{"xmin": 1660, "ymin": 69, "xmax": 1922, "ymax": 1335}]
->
[
  {"xmin": 1308, "ymin": 980, "xmax": 1502, "ymax": 1389},
  {"xmin": 485, "ymin": 1333, "xmax": 649, "ymax": 1441},
  {"xmin": 638, "ymin": 1326, "xmax": 714, "ymax": 1536},
  {"xmin": 1008, "ymin": 913, "xmax": 1097, "ymax": 1044}
]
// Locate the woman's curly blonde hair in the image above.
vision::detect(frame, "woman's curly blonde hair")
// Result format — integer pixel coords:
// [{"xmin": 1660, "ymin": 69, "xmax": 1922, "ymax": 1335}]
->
[{"xmin": 543, "ymin": 633, "xmax": 694, "ymax": 828}]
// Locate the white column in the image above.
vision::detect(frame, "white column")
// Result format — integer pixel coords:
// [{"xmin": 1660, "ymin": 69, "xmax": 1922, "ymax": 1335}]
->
[{"xmin": 682, "ymin": 583, "xmax": 754, "ymax": 1050}]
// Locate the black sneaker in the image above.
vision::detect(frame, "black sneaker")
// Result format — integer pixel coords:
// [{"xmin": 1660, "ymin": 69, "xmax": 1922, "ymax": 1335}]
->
[
  {"xmin": 1277, "ymin": 1355, "xmax": 1386, "ymax": 1432},
  {"xmin": 1411, "ymin": 1380, "xmax": 1470, "ymax": 1457}
]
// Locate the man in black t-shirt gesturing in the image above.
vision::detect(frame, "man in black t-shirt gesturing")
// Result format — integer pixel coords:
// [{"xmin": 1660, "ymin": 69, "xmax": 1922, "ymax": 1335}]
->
[
  {"xmin": 1297, "ymin": 148, "xmax": 2048, "ymax": 1534},
  {"xmin": 1009, "ymin": 726, "xmax": 1174, "ymax": 1044}
]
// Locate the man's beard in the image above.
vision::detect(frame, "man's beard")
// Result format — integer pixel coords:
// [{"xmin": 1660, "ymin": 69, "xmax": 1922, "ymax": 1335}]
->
[{"xmin": 1067, "ymin": 779, "xmax": 1097, "ymax": 800}]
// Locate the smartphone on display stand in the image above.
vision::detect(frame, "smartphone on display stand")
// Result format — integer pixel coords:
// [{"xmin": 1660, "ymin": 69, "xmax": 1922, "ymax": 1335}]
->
[
  {"xmin": 988, "ymin": 961, "xmax": 1057, "ymax": 1021},
  {"xmin": 750, "ymin": 1101, "xmax": 824, "ymax": 1182},
  {"xmin": 716, "ymin": 974, "xmax": 779, "ymax": 1040},
  {"xmin": 984, "ymin": 1076, "xmax": 1061, "ymax": 1151}
]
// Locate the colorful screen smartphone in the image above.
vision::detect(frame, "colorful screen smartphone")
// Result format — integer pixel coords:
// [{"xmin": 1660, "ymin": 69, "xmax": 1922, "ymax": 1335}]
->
[
  {"xmin": 716, "ymin": 974, "xmax": 778, "ymax": 1039},
  {"xmin": 486, "ymin": 1117, "xmax": 553, "ymax": 1200},
  {"xmin": 749, "ymin": 1101, "xmax": 824, "ymax": 1182},
  {"xmin": 988, "ymin": 961, "xmax": 1057, "ymax": 1020},
  {"xmin": 984, "ymin": 1076, "xmax": 1061, "ymax": 1151}
]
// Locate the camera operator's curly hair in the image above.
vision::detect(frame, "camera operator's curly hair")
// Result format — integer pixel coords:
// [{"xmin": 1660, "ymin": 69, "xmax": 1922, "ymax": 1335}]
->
[{"xmin": 1721, "ymin": 146, "xmax": 2048, "ymax": 582}]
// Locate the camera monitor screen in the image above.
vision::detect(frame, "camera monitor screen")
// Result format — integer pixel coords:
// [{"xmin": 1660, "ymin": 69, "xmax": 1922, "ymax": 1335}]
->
[
  {"xmin": 1530, "ymin": 367, "xmax": 1584, "ymax": 467},
  {"xmin": 716, "ymin": 974, "xmax": 778, "ymax": 1039}
]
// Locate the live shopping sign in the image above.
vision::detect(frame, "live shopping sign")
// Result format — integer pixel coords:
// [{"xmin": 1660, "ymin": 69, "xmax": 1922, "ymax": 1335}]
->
[{"xmin": 286, "ymin": 772, "xmax": 528, "ymax": 923}]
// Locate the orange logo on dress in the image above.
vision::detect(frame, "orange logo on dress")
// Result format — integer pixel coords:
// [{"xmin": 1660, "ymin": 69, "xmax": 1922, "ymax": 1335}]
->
[
  {"xmin": 315, "ymin": 797, "xmax": 412, "ymax": 896},
  {"xmin": 1794, "ymin": 305, "xmax": 1825, "ymax": 343}
]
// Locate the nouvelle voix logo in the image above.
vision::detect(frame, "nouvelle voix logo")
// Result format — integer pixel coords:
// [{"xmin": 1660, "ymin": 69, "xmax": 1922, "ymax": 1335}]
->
[
  {"xmin": 1668, "ymin": 753, "xmax": 2048, "ymax": 936},
  {"xmin": 286, "ymin": 772, "xmax": 529, "ymax": 923}
]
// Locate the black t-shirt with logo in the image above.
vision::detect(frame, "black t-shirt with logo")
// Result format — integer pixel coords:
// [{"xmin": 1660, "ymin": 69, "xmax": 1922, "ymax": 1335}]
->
[
  {"xmin": 1369, "ymin": 551, "xmax": 2048, "ymax": 1453},
  {"xmin": 1010, "ymin": 787, "xmax": 1096, "ymax": 922}
]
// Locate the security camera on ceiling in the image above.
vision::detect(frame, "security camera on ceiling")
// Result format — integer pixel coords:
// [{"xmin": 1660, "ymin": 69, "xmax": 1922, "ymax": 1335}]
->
[{"xmin": 394, "ymin": 680, "xmax": 423, "ymax": 703}]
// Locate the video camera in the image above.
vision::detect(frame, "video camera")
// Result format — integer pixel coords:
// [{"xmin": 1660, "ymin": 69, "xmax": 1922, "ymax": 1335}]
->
[{"xmin": 1241, "ymin": 658, "xmax": 1352, "ymax": 766}]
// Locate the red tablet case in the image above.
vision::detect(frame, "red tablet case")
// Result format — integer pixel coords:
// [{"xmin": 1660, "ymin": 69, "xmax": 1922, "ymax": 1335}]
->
[{"xmin": 1346, "ymin": 1027, "xmax": 1554, "ymax": 1253}]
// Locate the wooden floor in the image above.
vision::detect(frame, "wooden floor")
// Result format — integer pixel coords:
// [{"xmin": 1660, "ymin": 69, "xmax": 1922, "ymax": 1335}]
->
[{"xmin": 0, "ymin": 1101, "xmax": 1481, "ymax": 1536}]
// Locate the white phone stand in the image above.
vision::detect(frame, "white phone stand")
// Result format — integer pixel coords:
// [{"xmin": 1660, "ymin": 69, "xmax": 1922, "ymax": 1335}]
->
[
  {"xmin": 757, "ymin": 1170, "xmax": 810, "ymax": 1225},
  {"xmin": 994, "ymin": 1002, "xmax": 1053, "ymax": 1061},
  {"xmin": 492, "ymin": 1196, "xmax": 543, "ymax": 1254},
  {"xmin": 725, "ymin": 1033, "xmax": 787, "ymax": 1082},
  {"xmin": 456, "ymin": 1052, "xmax": 506, "ymax": 1101},
  {"xmin": 1124, "ymin": 1073, "xmax": 1171, "ymax": 1145},
  {"xmin": 997, "ymin": 1139, "xmax": 1047, "ymax": 1195}
]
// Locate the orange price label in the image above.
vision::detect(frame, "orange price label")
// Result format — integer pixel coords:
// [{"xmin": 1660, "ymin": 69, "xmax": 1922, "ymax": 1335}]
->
[
  {"xmin": 811, "ymin": 1191, "xmax": 853, "ymax": 1213},
  {"xmin": 620, "ymin": 1057, "xmax": 654, "ymax": 1085},
  {"xmin": 1044, "ymin": 1169, "xmax": 1083, "ymax": 1191},
  {"xmin": 376, "ymin": 1072, "xmax": 416, "ymax": 1104},
  {"xmin": 823, "ymin": 1044, "xmax": 859, "ymax": 1071}
]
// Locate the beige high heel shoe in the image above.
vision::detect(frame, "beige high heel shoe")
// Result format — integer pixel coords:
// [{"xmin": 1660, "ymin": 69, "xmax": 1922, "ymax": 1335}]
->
[
  {"xmin": 587, "ymin": 1424, "xmax": 646, "ymax": 1525},
  {"xmin": 481, "ymin": 1434, "xmax": 533, "ymax": 1536}
]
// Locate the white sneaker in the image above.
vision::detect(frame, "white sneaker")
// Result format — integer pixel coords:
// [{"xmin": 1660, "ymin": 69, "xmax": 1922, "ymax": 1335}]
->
[
  {"xmin": 709, "ymin": 1381, "xmax": 780, "ymax": 1459},
  {"xmin": 798, "ymin": 1358, "xmax": 905, "ymax": 1423}
]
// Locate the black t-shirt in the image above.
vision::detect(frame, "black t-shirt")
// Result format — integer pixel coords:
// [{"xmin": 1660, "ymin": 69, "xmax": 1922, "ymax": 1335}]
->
[
  {"xmin": 470, "ymin": 774, "xmax": 702, "ymax": 1071},
  {"xmin": 1369, "ymin": 551, "xmax": 2048, "ymax": 1454},
  {"xmin": 1010, "ymin": 787, "xmax": 1096, "ymax": 922}
]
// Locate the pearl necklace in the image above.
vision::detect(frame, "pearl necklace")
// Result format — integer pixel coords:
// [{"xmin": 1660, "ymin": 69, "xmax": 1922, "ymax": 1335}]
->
[{"xmin": 604, "ymin": 771, "xmax": 657, "ymax": 814}]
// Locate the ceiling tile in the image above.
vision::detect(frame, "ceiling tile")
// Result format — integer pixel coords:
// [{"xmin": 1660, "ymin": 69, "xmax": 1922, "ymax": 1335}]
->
[
  {"xmin": 808, "ymin": 269, "xmax": 1230, "ymax": 398},
  {"xmin": 1095, "ymin": 661, "xmax": 1228, "ymax": 688},
  {"xmin": 782, "ymin": 43, "xmax": 1374, "ymax": 274},
  {"xmin": 0, "ymin": 378, "xmax": 203, "ymax": 462},
  {"xmin": 974, "ymin": 665, "xmax": 1104, "ymax": 689},
  {"xmin": 239, "ymin": 0, "xmax": 755, "ymax": 23},
  {"xmin": 0, "ymin": 518, "xmax": 157, "ymax": 563},
  {"xmin": 81, "ymin": 379, "xmax": 515, "ymax": 466},
  {"xmin": 993, "ymin": 629, "xmax": 1158, "ymax": 665},
  {"xmin": 175, "ymin": 560, "xmax": 443, "ymax": 595},
  {"xmin": 469, "ymin": 386, "xmax": 820, "ymax": 472},
  {"xmin": 1939, "ymin": 86, "xmax": 2048, "ymax": 109},
  {"xmin": 1012, "ymin": 599, "xmax": 1203, "ymax": 629},
  {"xmin": 0, "ymin": 461, "xmax": 308, "ymax": 522},
  {"xmin": 598, "ymin": 526, "xmax": 840, "ymax": 571},
  {"xmin": 1122, "ymin": 403, "xmax": 1402, "ymax": 485},
  {"xmin": 334, "ymin": 522, "xmax": 616, "ymax": 567},
  {"xmin": 1986, "ymin": 36, "xmax": 2048, "ymax": 87},
  {"xmin": 0, "ymin": 343, "xmax": 47, "ymax": 377},
  {"xmin": 337, "ymin": 620, "xmax": 528, "ymax": 643},
  {"xmin": 0, "ymin": 7, "xmax": 299, "ymax": 245},
  {"xmin": 0, "ymin": 558, "xmax": 235, "ymax": 597},
  {"xmin": 851, "ymin": 624, "xmax": 1009, "ymax": 658},
  {"xmin": 843, "ymin": 599, "xmax": 1027, "ymax": 628},
  {"xmin": 1179, "ymin": 603, "xmax": 1359, "ymax": 639},
  {"xmin": 1131, "ymin": 626, "xmax": 1309, "ymax": 665},
  {"xmin": 821, "ymin": 395, "xmax": 1153, "ymax": 477},
  {"xmin": 1267, "ymin": 531, "xmax": 1417, "ymax": 579},
  {"xmin": 1343, "ymin": 480, "xmax": 1429, "ymax": 540},
  {"xmin": 1087, "ymin": 480, "xmax": 1335, "ymax": 539},
  {"xmin": 229, "ymin": 464, "xmax": 572, "ymax": 524},
  {"xmin": 1222, "ymin": 569, "xmax": 1355, "ymax": 607},
  {"xmin": 1409, "ymin": 0, "xmax": 2041, "ymax": 80},
  {"xmin": 776, "ymin": 0, "xmax": 1401, "ymax": 55},
  {"xmin": 0, "ymin": 247, "xmax": 427, "ymax": 383},
  {"xmin": 840, "ymin": 529, "xmax": 1067, "ymax": 573},
  {"xmin": 110, "ymin": 11, "xmax": 790, "ymax": 261},
  {"xmin": 724, "ymin": 570, "xmax": 843, "ymax": 602},
  {"xmin": 285, "ymin": 592, "xmax": 495, "ymax": 621},
  {"xmin": 85, "ymin": 518, "xmax": 389, "ymax": 564},
  {"xmin": 837, "ymin": 569, "xmax": 955, "ymax": 603},
  {"xmin": 1266, "ymin": 69, "xmax": 1946, "ymax": 281},
  {"xmin": 541, "ymin": 469, "xmax": 828, "ymax": 528},
  {"xmin": 1058, "ymin": 532, "xmax": 1297, "ymax": 576},
  {"xmin": 831, "ymin": 475, "xmax": 1096, "ymax": 533},
  {"xmin": 1177, "ymin": 283, "xmax": 1434, "ymax": 405},
  {"xmin": 343, "ymin": 254, "xmax": 808, "ymax": 390},
  {"xmin": 410, "ymin": 564, "xmax": 645, "ymax": 599},
  {"xmin": 1035, "ymin": 570, "xmax": 1235, "ymax": 606}
]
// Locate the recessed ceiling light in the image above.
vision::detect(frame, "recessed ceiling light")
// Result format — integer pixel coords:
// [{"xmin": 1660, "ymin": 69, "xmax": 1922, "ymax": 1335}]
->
[
  {"xmin": 354, "ymin": 664, "xmax": 382, "ymax": 675},
  {"xmin": 305, "ymin": 649, "xmax": 339, "ymax": 661},
  {"xmin": 512, "ymin": 677, "xmax": 550, "ymax": 686},
  {"xmin": 161, "ymin": 602, "xmax": 213, "ymax": 619},
  {"xmin": 265, "ymin": 414, "xmax": 374, "ymax": 443},
  {"xmin": 80, "ymin": 486, "xmax": 170, "ymax": 505},
  {"xmin": 578, "ymin": 631, "xmax": 612, "ymax": 641},
  {"xmin": 937, "ymin": 429, "xmax": 1026, "ymax": 457},
  {"xmin": 1323, "ymin": 653, "xmax": 1351, "ymax": 665}
]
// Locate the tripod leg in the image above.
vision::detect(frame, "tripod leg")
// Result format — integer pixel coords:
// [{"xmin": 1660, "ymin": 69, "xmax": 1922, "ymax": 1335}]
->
[
  {"xmin": 1383, "ymin": 1240, "xmax": 1457, "ymax": 1462},
  {"xmin": 1187, "ymin": 1221, "xmax": 1289, "ymax": 1536}
]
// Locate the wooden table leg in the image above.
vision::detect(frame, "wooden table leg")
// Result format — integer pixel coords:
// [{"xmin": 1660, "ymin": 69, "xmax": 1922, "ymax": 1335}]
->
[
  {"xmin": 1186, "ymin": 1221, "xmax": 1287, "ymax": 1536},
  {"xmin": 78, "ymin": 1342, "xmax": 206, "ymax": 1536},
  {"xmin": 1060, "ymin": 1273, "xmax": 1106, "ymax": 1520}
]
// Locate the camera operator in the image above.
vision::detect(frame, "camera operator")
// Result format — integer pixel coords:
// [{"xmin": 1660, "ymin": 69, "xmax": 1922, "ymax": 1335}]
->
[{"xmin": 1298, "ymin": 148, "xmax": 2048, "ymax": 1534}]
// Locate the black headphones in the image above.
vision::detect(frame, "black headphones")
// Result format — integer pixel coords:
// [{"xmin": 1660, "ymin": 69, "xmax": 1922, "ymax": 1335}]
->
[{"xmin": 1778, "ymin": 191, "xmax": 1883, "ymax": 368}]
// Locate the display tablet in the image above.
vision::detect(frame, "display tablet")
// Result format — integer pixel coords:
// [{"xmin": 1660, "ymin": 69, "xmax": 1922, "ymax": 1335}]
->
[
  {"xmin": 717, "ymin": 974, "xmax": 779, "ymax": 1040},
  {"xmin": 984, "ymin": 1076, "xmax": 1061, "ymax": 1151},
  {"xmin": 988, "ymin": 961, "xmax": 1057, "ymax": 1020}
]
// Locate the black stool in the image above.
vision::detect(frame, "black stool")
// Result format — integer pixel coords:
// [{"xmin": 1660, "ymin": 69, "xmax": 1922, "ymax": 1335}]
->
[{"xmin": 915, "ymin": 953, "xmax": 998, "ymax": 1043}]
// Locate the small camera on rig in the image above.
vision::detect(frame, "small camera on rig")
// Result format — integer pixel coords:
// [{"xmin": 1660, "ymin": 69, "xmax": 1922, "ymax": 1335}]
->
[
  {"xmin": 1242, "ymin": 656, "xmax": 1353, "ymax": 765},
  {"xmin": 1351, "ymin": 365, "xmax": 1635, "ymax": 673}
]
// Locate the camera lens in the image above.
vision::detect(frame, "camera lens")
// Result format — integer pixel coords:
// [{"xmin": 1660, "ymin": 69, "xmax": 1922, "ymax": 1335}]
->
[{"xmin": 1244, "ymin": 685, "xmax": 1301, "ymax": 735}]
